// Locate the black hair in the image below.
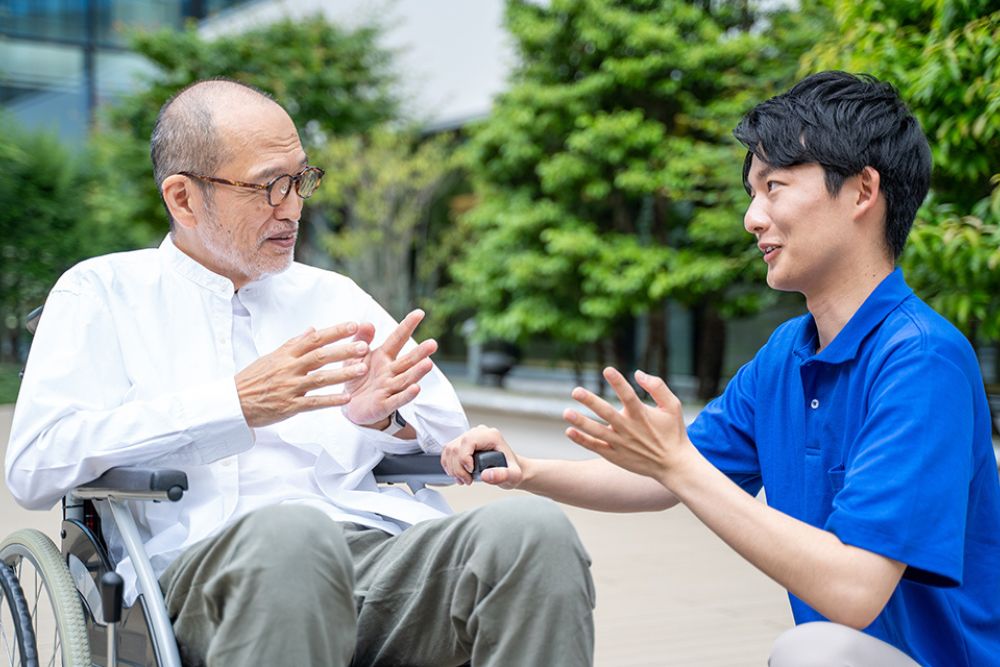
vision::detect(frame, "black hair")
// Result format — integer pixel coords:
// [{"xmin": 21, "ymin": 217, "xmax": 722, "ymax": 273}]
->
[{"xmin": 732, "ymin": 71, "xmax": 931, "ymax": 260}]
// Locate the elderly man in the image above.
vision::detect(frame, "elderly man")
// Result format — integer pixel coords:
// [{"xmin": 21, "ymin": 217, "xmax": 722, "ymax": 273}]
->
[{"xmin": 6, "ymin": 79, "xmax": 594, "ymax": 667}]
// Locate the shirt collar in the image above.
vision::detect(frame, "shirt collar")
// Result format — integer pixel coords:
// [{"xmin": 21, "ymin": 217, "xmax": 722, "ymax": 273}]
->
[
  {"xmin": 160, "ymin": 235, "xmax": 235, "ymax": 296},
  {"xmin": 794, "ymin": 268, "xmax": 913, "ymax": 364}
]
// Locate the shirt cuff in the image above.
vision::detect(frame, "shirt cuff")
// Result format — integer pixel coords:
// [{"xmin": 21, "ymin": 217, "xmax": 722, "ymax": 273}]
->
[{"xmin": 177, "ymin": 377, "xmax": 256, "ymax": 464}]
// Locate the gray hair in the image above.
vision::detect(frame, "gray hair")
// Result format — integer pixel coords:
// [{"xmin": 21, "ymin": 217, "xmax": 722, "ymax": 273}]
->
[{"xmin": 150, "ymin": 78, "xmax": 276, "ymax": 225}]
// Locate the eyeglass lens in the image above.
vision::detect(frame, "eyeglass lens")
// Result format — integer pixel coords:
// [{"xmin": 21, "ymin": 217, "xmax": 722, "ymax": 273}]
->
[{"xmin": 267, "ymin": 169, "xmax": 322, "ymax": 206}]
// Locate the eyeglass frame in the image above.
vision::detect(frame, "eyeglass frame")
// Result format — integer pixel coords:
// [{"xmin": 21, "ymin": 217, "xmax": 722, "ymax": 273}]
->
[{"xmin": 178, "ymin": 166, "xmax": 325, "ymax": 207}]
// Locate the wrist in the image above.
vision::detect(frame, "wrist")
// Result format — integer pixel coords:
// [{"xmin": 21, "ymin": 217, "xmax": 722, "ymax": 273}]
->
[
  {"xmin": 658, "ymin": 441, "xmax": 704, "ymax": 497},
  {"xmin": 362, "ymin": 416, "xmax": 392, "ymax": 431}
]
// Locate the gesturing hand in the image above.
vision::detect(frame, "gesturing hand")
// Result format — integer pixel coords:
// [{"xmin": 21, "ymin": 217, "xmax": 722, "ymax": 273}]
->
[
  {"xmin": 342, "ymin": 309, "xmax": 438, "ymax": 429},
  {"xmin": 563, "ymin": 367, "xmax": 695, "ymax": 482},
  {"xmin": 441, "ymin": 425, "xmax": 524, "ymax": 488},
  {"xmin": 236, "ymin": 322, "xmax": 369, "ymax": 428}
]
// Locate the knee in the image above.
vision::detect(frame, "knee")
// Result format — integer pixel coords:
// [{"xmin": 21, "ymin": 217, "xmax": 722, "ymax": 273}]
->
[{"xmin": 473, "ymin": 497, "xmax": 589, "ymax": 571}]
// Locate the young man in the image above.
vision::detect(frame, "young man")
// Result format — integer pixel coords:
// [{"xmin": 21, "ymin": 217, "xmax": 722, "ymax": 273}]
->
[
  {"xmin": 7, "ymin": 79, "xmax": 594, "ymax": 667},
  {"xmin": 443, "ymin": 71, "xmax": 1000, "ymax": 665}
]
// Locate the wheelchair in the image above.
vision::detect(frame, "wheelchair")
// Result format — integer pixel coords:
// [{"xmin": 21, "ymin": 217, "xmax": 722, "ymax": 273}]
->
[{"xmin": 1, "ymin": 307, "xmax": 506, "ymax": 667}]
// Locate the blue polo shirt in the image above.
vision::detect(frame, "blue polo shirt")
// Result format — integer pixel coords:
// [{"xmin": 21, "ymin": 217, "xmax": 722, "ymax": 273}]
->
[{"xmin": 688, "ymin": 269, "xmax": 1000, "ymax": 665}]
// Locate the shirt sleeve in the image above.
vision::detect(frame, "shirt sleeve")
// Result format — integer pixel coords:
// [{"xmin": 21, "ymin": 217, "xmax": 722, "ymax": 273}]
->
[
  {"xmin": 824, "ymin": 347, "xmax": 973, "ymax": 587},
  {"xmin": 355, "ymin": 289, "xmax": 469, "ymax": 456},
  {"xmin": 5, "ymin": 283, "xmax": 254, "ymax": 510},
  {"xmin": 686, "ymin": 358, "xmax": 764, "ymax": 497}
]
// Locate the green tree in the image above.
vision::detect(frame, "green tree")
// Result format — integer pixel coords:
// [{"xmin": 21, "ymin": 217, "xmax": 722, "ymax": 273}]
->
[
  {"xmin": 805, "ymin": 2, "xmax": 1000, "ymax": 349},
  {"xmin": 0, "ymin": 117, "xmax": 153, "ymax": 364},
  {"xmin": 310, "ymin": 127, "xmax": 460, "ymax": 320},
  {"xmin": 91, "ymin": 16, "xmax": 401, "ymax": 239},
  {"xmin": 441, "ymin": 0, "xmax": 825, "ymax": 397}
]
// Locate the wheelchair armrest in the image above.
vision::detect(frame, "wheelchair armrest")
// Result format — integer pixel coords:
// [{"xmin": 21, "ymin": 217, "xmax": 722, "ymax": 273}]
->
[
  {"xmin": 372, "ymin": 451, "xmax": 507, "ymax": 486},
  {"xmin": 73, "ymin": 467, "xmax": 188, "ymax": 502}
]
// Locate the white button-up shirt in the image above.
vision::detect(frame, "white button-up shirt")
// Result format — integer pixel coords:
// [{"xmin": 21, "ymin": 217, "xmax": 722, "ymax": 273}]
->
[{"xmin": 6, "ymin": 236, "xmax": 469, "ymax": 596}]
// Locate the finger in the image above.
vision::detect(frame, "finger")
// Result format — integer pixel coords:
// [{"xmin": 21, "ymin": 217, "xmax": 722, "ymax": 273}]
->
[
  {"xmin": 563, "ymin": 408, "xmax": 619, "ymax": 448},
  {"xmin": 379, "ymin": 383, "xmax": 422, "ymax": 415},
  {"xmin": 570, "ymin": 386, "xmax": 624, "ymax": 430},
  {"xmin": 380, "ymin": 309, "xmax": 425, "ymax": 360},
  {"xmin": 289, "ymin": 322, "xmax": 359, "ymax": 356},
  {"xmin": 481, "ymin": 466, "xmax": 515, "ymax": 487},
  {"xmin": 298, "ymin": 391, "xmax": 352, "ymax": 412},
  {"xmin": 564, "ymin": 426, "xmax": 615, "ymax": 456},
  {"xmin": 384, "ymin": 359, "xmax": 434, "ymax": 396},
  {"xmin": 390, "ymin": 339, "xmax": 438, "ymax": 374},
  {"xmin": 301, "ymin": 340, "xmax": 370, "ymax": 372},
  {"xmin": 440, "ymin": 438, "xmax": 470, "ymax": 484},
  {"xmin": 603, "ymin": 367, "xmax": 646, "ymax": 413},
  {"xmin": 635, "ymin": 370, "xmax": 681, "ymax": 412},
  {"xmin": 303, "ymin": 363, "xmax": 367, "ymax": 391},
  {"xmin": 353, "ymin": 322, "xmax": 376, "ymax": 345}
]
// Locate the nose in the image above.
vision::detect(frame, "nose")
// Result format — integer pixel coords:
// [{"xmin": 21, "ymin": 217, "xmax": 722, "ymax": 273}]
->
[
  {"xmin": 743, "ymin": 196, "xmax": 769, "ymax": 236},
  {"xmin": 273, "ymin": 188, "xmax": 304, "ymax": 222}
]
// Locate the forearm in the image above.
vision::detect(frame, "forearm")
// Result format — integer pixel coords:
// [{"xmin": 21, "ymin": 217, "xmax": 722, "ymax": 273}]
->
[
  {"xmin": 663, "ymin": 448, "xmax": 904, "ymax": 628},
  {"xmin": 7, "ymin": 379, "xmax": 253, "ymax": 509},
  {"xmin": 520, "ymin": 457, "xmax": 679, "ymax": 512}
]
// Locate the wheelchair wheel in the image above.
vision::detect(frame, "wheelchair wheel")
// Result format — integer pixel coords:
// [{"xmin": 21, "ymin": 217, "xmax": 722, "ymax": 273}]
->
[
  {"xmin": 0, "ymin": 530, "xmax": 90, "ymax": 667},
  {"xmin": 0, "ymin": 558, "xmax": 38, "ymax": 667}
]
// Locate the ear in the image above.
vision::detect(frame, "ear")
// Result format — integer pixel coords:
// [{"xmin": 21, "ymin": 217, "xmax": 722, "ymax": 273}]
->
[
  {"xmin": 161, "ymin": 175, "xmax": 201, "ymax": 230},
  {"xmin": 853, "ymin": 166, "xmax": 882, "ymax": 221}
]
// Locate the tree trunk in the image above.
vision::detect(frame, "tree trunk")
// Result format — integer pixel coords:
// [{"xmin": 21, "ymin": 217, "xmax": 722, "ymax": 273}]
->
[
  {"xmin": 594, "ymin": 340, "xmax": 607, "ymax": 398},
  {"xmin": 644, "ymin": 301, "xmax": 670, "ymax": 382},
  {"xmin": 694, "ymin": 302, "xmax": 726, "ymax": 402}
]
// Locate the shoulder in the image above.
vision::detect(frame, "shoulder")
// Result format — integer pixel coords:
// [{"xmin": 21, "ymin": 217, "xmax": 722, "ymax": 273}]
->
[
  {"xmin": 51, "ymin": 247, "xmax": 160, "ymax": 299},
  {"xmin": 874, "ymin": 294, "xmax": 976, "ymax": 368}
]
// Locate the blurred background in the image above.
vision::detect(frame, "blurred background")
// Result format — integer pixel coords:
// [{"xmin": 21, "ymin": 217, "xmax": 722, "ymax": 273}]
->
[{"xmin": 1, "ymin": 0, "xmax": 998, "ymax": 420}]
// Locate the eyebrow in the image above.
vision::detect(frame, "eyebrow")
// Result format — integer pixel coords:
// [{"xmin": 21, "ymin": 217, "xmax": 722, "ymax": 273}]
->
[
  {"xmin": 250, "ymin": 156, "xmax": 309, "ymax": 182},
  {"xmin": 750, "ymin": 164, "xmax": 778, "ymax": 184}
]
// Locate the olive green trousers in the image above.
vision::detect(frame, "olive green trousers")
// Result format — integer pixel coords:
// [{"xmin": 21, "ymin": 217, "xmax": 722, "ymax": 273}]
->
[{"xmin": 159, "ymin": 496, "xmax": 595, "ymax": 666}]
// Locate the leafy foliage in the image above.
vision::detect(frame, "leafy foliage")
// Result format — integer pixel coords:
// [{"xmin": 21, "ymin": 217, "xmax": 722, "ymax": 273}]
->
[
  {"xmin": 439, "ymin": 0, "xmax": 824, "ymax": 393},
  {"xmin": 311, "ymin": 127, "xmax": 460, "ymax": 320},
  {"xmin": 0, "ymin": 116, "xmax": 154, "ymax": 363},
  {"xmin": 806, "ymin": 2, "xmax": 1000, "ymax": 345},
  {"xmin": 93, "ymin": 16, "xmax": 401, "ymax": 235}
]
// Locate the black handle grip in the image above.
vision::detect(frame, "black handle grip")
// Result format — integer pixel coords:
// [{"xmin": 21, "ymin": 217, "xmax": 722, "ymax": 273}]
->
[
  {"xmin": 472, "ymin": 451, "xmax": 508, "ymax": 474},
  {"xmin": 100, "ymin": 572, "xmax": 124, "ymax": 624}
]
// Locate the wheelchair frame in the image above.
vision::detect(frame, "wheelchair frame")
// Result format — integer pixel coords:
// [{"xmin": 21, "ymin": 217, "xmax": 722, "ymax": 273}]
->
[{"xmin": 1, "ymin": 451, "xmax": 505, "ymax": 667}]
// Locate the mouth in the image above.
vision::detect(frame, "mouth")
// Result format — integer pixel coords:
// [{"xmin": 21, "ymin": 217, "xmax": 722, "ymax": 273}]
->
[
  {"xmin": 759, "ymin": 243, "xmax": 782, "ymax": 263},
  {"xmin": 264, "ymin": 230, "xmax": 297, "ymax": 249}
]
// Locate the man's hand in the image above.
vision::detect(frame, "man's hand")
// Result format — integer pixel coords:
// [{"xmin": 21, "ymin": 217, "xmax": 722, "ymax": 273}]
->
[
  {"xmin": 236, "ymin": 322, "xmax": 369, "ymax": 428},
  {"xmin": 342, "ymin": 309, "xmax": 437, "ymax": 430},
  {"xmin": 441, "ymin": 425, "xmax": 524, "ymax": 488},
  {"xmin": 563, "ymin": 367, "xmax": 695, "ymax": 483}
]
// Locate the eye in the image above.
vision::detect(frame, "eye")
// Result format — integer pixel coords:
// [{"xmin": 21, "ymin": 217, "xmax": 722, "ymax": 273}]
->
[{"xmin": 766, "ymin": 180, "xmax": 778, "ymax": 192}]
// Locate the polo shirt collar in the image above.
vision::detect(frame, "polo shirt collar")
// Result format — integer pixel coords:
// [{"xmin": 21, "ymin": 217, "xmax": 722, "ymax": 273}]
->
[
  {"xmin": 160, "ymin": 235, "xmax": 235, "ymax": 296},
  {"xmin": 794, "ymin": 268, "xmax": 913, "ymax": 364}
]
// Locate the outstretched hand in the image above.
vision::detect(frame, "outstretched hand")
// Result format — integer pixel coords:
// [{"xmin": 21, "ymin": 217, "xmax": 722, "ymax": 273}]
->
[
  {"xmin": 441, "ymin": 425, "xmax": 524, "ymax": 488},
  {"xmin": 342, "ymin": 309, "xmax": 437, "ymax": 429},
  {"xmin": 236, "ymin": 322, "xmax": 369, "ymax": 428},
  {"xmin": 563, "ymin": 368, "xmax": 694, "ymax": 482}
]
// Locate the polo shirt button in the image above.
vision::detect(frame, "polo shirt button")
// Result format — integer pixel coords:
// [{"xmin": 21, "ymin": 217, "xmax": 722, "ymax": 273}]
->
[{"xmin": 810, "ymin": 399, "xmax": 820, "ymax": 409}]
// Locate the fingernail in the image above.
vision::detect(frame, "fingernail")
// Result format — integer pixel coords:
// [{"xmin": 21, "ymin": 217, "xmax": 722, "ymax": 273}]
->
[
  {"xmin": 353, "ymin": 364, "xmax": 367, "ymax": 375},
  {"xmin": 346, "ymin": 322, "xmax": 358, "ymax": 334},
  {"xmin": 354, "ymin": 342, "xmax": 368, "ymax": 353}
]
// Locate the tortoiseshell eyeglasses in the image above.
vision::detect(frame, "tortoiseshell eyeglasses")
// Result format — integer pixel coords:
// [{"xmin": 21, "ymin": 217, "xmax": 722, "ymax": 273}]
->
[{"xmin": 178, "ymin": 166, "xmax": 325, "ymax": 207}]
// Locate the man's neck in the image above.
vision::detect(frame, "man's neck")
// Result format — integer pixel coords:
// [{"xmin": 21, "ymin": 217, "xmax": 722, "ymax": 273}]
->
[{"xmin": 805, "ymin": 262, "xmax": 893, "ymax": 353}]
